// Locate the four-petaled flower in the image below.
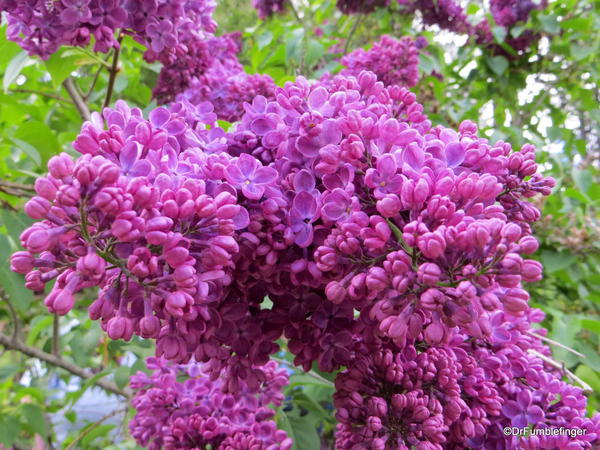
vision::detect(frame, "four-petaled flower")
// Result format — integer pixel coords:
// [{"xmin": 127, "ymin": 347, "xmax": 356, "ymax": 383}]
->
[
  {"xmin": 225, "ymin": 153, "xmax": 277, "ymax": 200},
  {"xmin": 501, "ymin": 389, "xmax": 544, "ymax": 428},
  {"xmin": 365, "ymin": 153, "xmax": 404, "ymax": 199}
]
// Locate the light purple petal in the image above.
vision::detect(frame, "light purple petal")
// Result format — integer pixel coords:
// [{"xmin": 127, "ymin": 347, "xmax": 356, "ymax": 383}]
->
[
  {"xmin": 296, "ymin": 136, "xmax": 321, "ymax": 157},
  {"xmin": 241, "ymin": 183, "xmax": 264, "ymax": 200},
  {"xmin": 253, "ymin": 166, "xmax": 277, "ymax": 185},
  {"xmin": 237, "ymin": 154, "xmax": 259, "ymax": 178},
  {"xmin": 402, "ymin": 143, "xmax": 424, "ymax": 170},
  {"xmin": 308, "ymin": 86, "xmax": 328, "ymax": 110},
  {"xmin": 445, "ymin": 142, "xmax": 465, "ymax": 167},
  {"xmin": 130, "ymin": 160, "xmax": 152, "ymax": 177},
  {"xmin": 293, "ymin": 169, "xmax": 316, "ymax": 193},
  {"xmin": 377, "ymin": 153, "xmax": 397, "ymax": 178},
  {"xmin": 516, "ymin": 389, "xmax": 532, "ymax": 409},
  {"xmin": 293, "ymin": 223, "xmax": 314, "ymax": 248},
  {"xmin": 119, "ymin": 141, "xmax": 139, "ymax": 171},
  {"xmin": 224, "ymin": 164, "xmax": 245, "ymax": 185},
  {"xmin": 526, "ymin": 406, "xmax": 544, "ymax": 424},
  {"xmin": 501, "ymin": 401, "xmax": 521, "ymax": 419},
  {"xmin": 292, "ymin": 191, "xmax": 318, "ymax": 218},
  {"xmin": 149, "ymin": 107, "xmax": 171, "ymax": 128},
  {"xmin": 165, "ymin": 119, "xmax": 186, "ymax": 135}
]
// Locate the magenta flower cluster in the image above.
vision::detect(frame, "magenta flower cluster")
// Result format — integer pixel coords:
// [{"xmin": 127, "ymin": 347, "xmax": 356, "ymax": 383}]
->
[
  {"xmin": 340, "ymin": 35, "xmax": 420, "ymax": 88},
  {"xmin": 337, "ymin": 0, "xmax": 390, "ymax": 14},
  {"xmin": 253, "ymin": 0, "xmax": 287, "ymax": 19},
  {"xmin": 0, "ymin": 0, "xmax": 217, "ymax": 59},
  {"xmin": 129, "ymin": 357, "xmax": 291, "ymax": 450},
  {"xmin": 175, "ymin": 33, "xmax": 277, "ymax": 122},
  {"xmin": 11, "ymin": 70, "xmax": 599, "ymax": 448},
  {"xmin": 334, "ymin": 0, "xmax": 547, "ymax": 53}
]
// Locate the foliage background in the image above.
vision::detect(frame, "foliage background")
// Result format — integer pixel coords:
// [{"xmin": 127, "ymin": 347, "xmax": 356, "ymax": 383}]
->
[{"xmin": 0, "ymin": 0, "xmax": 598, "ymax": 448}]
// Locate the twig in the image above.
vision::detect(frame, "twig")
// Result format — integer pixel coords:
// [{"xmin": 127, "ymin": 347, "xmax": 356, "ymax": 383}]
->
[
  {"xmin": 0, "ymin": 289, "xmax": 20, "ymax": 342},
  {"xmin": 64, "ymin": 407, "xmax": 128, "ymax": 450},
  {"xmin": 0, "ymin": 198, "xmax": 18, "ymax": 211},
  {"xmin": 63, "ymin": 77, "xmax": 91, "ymax": 122},
  {"xmin": 527, "ymin": 349, "xmax": 592, "ymax": 394},
  {"xmin": 9, "ymin": 89, "xmax": 70, "ymax": 103},
  {"xmin": 103, "ymin": 35, "xmax": 123, "ymax": 109},
  {"xmin": 84, "ymin": 54, "xmax": 112, "ymax": 102},
  {"xmin": 0, "ymin": 332, "xmax": 131, "ymax": 398},
  {"xmin": 344, "ymin": 13, "xmax": 364, "ymax": 54},
  {"xmin": 0, "ymin": 179, "xmax": 35, "ymax": 192},
  {"xmin": 271, "ymin": 356, "xmax": 335, "ymax": 387},
  {"xmin": 52, "ymin": 314, "xmax": 60, "ymax": 357},
  {"xmin": 526, "ymin": 330, "xmax": 586, "ymax": 358}
]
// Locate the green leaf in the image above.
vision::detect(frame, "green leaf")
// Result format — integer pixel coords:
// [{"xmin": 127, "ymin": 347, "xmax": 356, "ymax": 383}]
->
[
  {"xmin": 114, "ymin": 366, "xmax": 131, "ymax": 390},
  {"xmin": 541, "ymin": 250, "xmax": 577, "ymax": 273},
  {"xmin": 44, "ymin": 50, "xmax": 80, "ymax": 88},
  {"xmin": 572, "ymin": 167, "xmax": 592, "ymax": 194},
  {"xmin": 80, "ymin": 424, "xmax": 116, "ymax": 448},
  {"xmin": 21, "ymin": 403, "xmax": 48, "ymax": 437},
  {"xmin": 581, "ymin": 319, "xmax": 600, "ymax": 335},
  {"xmin": 257, "ymin": 31, "xmax": 273, "ymax": 49},
  {"xmin": 276, "ymin": 410, "xmax": 320, "ymax": 450},
  {"xmin": 486, "ymin": 55, "xmax": 508, "ymax": 76},
  {"xmin": 574, "ymin": 366, "xmax": 600, "ymax": 393},
  {"xmin": 9, "ymin": 137, "xmax": 41, "ymax": 166},
  {"xmin": 0, "ymin": 416, "xmax": 20, "ymax": 447},
  {"xmin": 539, "ymin": 14, "xmax": 560, "ymax": 34},
  {"xmin": 3, "ymin": 50, "xmax": 29, "ymax": 92},
  {"xmin": 14, "ymin": 121, "xmax": 60, "ymax": 166},
  {"xmin": 491, "ymin": 26, "xmax": 507, "ymax": 43},
  {"xmin": 0, "ymin": 364, "xmax": 21, "ymax": 382}
]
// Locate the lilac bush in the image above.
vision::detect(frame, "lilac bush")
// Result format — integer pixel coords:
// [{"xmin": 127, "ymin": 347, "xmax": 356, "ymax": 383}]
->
[
  {"xmin": 10, "ymin": 70, "xmax": 600, "ymax": 448},
  {"xmin": 129, "ymin": 357, "xmax": 292, "ymax": 449}
]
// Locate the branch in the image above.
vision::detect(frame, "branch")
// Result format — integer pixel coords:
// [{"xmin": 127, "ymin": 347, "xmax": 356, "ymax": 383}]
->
[
  {"xmin": 52, "ymin": 314, "xmax": 60, "ymax": 357},
  {"xmin": 0, "ymin": 288, "xmax": 20, "ymax": 342},
  {"xmin": 9, "ymin": 89, "xmax": 70, "ymax": 104},
  {"xmin": 527, "ymin": 349, "xmax": 592, "ymax": 394},
  {"xmin": 526, "ymin": 329, "xmax": 586, "ymax": 358},
  {"xmin": 63, "ymin": 77, "xmax": 91, "ymax": 122},
  {"xmin": 64, "ymin": 407, "xmax": 128, "ymax": 450},
  {"xmin": 344, "ymin": 13, "xmax": 364, "ymax": 54},
  {"xmin": 0, "ymin": 179, "xmax": 35, "ymax": 192},
  {"xmin": 103, "ymin": 35, "xmax": 123, "ymax": 109},
  {"xmin": 0, "ymin": 332, "xmax": 131, "ymax": 398}
]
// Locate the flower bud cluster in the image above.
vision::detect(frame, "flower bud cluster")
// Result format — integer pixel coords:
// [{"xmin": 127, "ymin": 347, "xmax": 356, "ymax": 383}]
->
[
  {"xmin": 334, "ymin": 310, "xmax": 600, "ymax": 449},
  {"xmin": 129, "ymin": 357, "xmax": 291, "ymax": 450},
  {"xmin": 340, "ymin": 35, "xmax": 420, "ymax": 88}
]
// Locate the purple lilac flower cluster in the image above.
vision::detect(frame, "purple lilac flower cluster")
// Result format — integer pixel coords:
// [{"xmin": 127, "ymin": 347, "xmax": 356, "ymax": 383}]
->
[
  {"xmin": 253, "ymin": 0, "xmax": 287, "ymax": 19},
  {"xmin": 175, "ymin": 33, "xmax": 277, "ymax": 122},
  {"xmin": 0, "ymin": 0, "xmax": 217, "ymax": 59},
  {"xmin": 11, "ymin": 71, "xmax": 599, "ymax": 448},
  {"xmin": 334, "ymin": 309, "xmax": 600, "ymax": 448},
  {"xmin": 394, "ymin": 0, "xmax": 546, "ymax": 52},
  {"xmin": 129, "ymin": 357, "xmax": 292, "ymax": 450},
  {"xmin": 337, "ymin": 0, "xmax": 390, "ymax": 14},
  {"xmin": 340, "ymin": 35, "xmax": 420, "ymax": 88},
  {"xmin": 476, "ymin": 0, "xmax": 548, "ymax": 53}
]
